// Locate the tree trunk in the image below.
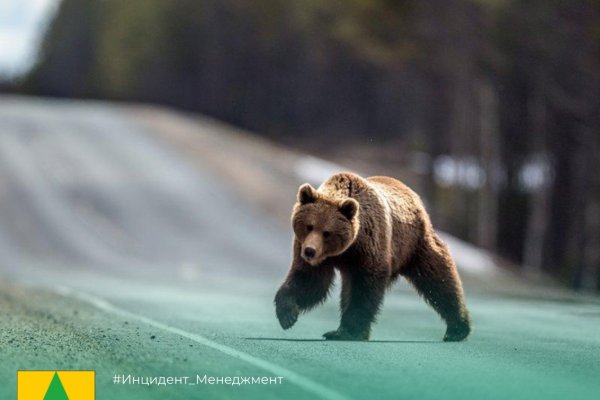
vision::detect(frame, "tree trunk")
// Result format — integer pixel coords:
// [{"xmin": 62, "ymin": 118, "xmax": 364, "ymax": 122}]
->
[{"xmin": 476, "ymin": 79, "xmax": 499, "ymax": 251}]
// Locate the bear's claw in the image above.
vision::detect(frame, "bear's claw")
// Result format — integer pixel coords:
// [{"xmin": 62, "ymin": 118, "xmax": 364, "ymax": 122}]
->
[
  {"xmin": 276, "ymin": 302, "xmax": 299, "ymax": 330},
  {"xmin": 279, "ymin": 313, "xmax": 297, "ymax": 330}
]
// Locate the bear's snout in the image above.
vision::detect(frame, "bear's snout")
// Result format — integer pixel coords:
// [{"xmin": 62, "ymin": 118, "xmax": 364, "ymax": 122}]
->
[{"xmin": 303, "ymin": 246, "xmax": 317, "ymax": 259}]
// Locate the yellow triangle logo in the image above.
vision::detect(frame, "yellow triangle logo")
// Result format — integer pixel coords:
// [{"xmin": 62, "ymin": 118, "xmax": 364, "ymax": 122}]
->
[{"xmin": 17, "ymin": 371, "xmax": 95, "ymax": 400}]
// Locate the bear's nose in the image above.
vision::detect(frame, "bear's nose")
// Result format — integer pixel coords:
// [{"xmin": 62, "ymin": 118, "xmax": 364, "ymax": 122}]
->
[{"xmin": 303, "ymin": 247, "xmax": 316, "ymax": 259}]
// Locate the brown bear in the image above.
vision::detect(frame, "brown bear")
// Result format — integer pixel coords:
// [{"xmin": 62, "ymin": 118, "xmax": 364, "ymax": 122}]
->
[{"xmin": 274, "ymin": 172, "xmax": 471, "ymax": 341}]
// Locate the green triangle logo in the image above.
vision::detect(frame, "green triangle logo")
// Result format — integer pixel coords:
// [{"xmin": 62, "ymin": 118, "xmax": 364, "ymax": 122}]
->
[{"xmin": 43, "ymin": 372, "xmax": 69, "ymax": 400}]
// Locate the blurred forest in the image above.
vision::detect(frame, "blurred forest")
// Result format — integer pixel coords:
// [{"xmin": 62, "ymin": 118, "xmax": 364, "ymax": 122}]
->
[{"xmin": 11, "ymin": 0, "xmax": 600, "ymax": 290}]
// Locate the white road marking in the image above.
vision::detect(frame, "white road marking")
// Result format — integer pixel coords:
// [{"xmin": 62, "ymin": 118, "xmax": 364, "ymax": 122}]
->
[{"xmin": 54, "ymin": 286, "xmax": 351, "ymax": 400}]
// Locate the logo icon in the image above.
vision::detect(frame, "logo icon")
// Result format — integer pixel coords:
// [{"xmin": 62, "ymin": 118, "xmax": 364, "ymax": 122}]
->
[{"xmin": 17, "ymin": 371, "xmax": 95, "ymax": 400}]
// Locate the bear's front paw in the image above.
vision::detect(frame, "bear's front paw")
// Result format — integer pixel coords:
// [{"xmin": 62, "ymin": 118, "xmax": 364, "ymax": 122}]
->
[
  {"xmin": 323, "ymin": 329, "xmax": 344, "ymax": 340},
  {"xmin": 443, "ymin": 319, "xmax": 471, "ymax": 342},
  {"xmin": 323, "ymin": 328, "xmax": 369, "ymax": 341},
  {"xmin": 275, "ymin": 297, "xmax": 299, "ymax": 330}
]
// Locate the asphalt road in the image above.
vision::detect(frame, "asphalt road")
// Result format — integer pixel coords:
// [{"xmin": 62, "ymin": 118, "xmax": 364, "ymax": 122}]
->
[{"xmin": 1, "ymin": 96, "xmax": 599, "ymax": 400}]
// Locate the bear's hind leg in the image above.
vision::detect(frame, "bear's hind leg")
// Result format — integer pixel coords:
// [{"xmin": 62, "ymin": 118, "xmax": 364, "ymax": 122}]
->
[{"xmin": 402, "ymin": 237, "xmax": 471, "ymax": 342}]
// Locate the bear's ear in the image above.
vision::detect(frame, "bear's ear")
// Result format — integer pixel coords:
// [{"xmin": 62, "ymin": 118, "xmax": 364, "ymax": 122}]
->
[
  {"xmin": 298, "ymin": 183, "xmax": 318, "ymax": 204},
  {"xmin": 339, "ymin": 198, "xmax": 359, "ymax": 220}
]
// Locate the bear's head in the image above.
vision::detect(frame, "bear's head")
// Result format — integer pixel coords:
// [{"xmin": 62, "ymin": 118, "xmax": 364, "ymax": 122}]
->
[{"xmin": 292, "ymin": 183, "xmax": 360, "ymax": 266}]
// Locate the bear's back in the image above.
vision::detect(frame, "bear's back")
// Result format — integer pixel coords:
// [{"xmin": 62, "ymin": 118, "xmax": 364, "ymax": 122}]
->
[{"xmin": 366, "ymin": 176, "xmax": 424, "ymax": 222}]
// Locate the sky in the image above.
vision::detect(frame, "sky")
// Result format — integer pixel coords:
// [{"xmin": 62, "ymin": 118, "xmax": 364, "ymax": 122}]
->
[{"xmin": 0, "ymin": 0, "xmax": 60, "ymax": 78}]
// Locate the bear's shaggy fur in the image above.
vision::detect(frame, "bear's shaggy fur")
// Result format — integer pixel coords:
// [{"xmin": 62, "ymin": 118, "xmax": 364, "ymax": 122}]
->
[{"xmin": 274, "ymin": 172, "xmax": 471, "ymax": 341}]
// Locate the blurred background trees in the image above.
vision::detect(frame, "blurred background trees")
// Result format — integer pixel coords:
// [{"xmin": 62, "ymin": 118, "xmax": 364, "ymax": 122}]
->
[{"xmin": 12, "ymin": 0, "xmax": 600, "ymax": 290}]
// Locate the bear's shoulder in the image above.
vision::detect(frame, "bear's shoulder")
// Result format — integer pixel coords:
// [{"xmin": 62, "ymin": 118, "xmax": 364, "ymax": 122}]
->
[
  {"xmin": 319, "ymin": 172, "xmax": 371, "ymax": 199},
  {"xmin": 368, "ymin": 176, "xmax": 423, "ymax": 203}
]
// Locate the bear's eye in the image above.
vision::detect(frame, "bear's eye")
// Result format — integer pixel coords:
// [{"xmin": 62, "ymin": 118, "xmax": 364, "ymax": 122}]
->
[
  {"xmin": 306, "ymin": 225, "xmax": 313, "ymax": 232},
  {"xmin": 323, "ymin": 231, "xmax": 330, "ymax": 239}
]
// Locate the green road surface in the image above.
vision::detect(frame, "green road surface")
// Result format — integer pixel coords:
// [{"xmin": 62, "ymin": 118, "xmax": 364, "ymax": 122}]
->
[{"xmin": 1, "ymin": 96, "xmax": 599, "ymax": 400}]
